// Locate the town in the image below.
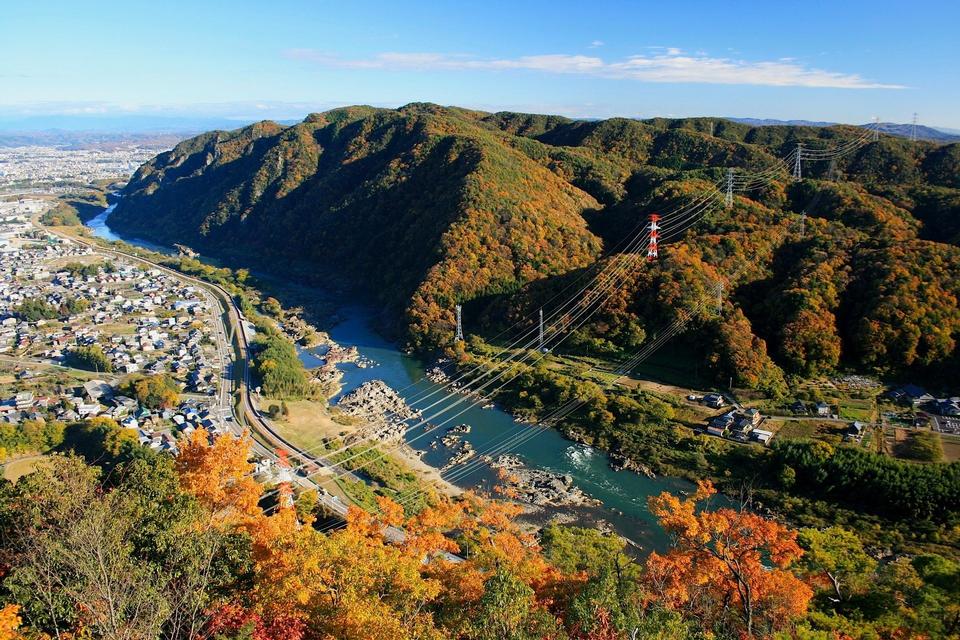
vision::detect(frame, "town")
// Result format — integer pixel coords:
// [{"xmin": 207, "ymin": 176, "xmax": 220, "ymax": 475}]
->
[
  {"xmin": 0, "ymin": 145, "xmax": 158, "ymax": 193},
  {"xmin": 0, "ymin": 198, "xmax": 243, "ymax": 462}
]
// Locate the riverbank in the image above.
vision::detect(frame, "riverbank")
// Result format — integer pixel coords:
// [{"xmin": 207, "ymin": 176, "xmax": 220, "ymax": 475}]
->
[{"xmin": 86, "ymin": 202, "xmax": 694, "ymax": 553}]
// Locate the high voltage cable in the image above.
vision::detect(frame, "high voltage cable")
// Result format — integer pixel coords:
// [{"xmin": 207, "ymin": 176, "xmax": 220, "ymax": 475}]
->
[
  {"xmin": 390, "ymin": 178, "xmax": 828, "ymax": 514},
  {"xmin": 263, "ymin": 140, "xmax": 822, "ymax": 511},
  {"xmin": 264, "ymin": 186, "xmax": 725, "ymax": 478},
  {"xmin": 266, "ymin": 201, "xmax": 724, "ymax": 512},
  {"xmin": 385, "ymin": 131, "xmax": 875, "ymax": 513},
  {"xmin": 263, "ymin": 125, "xmax": 878, "ymax": 514}
]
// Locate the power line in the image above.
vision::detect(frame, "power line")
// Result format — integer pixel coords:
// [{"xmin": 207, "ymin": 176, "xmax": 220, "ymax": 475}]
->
[
  {"xmin": 725, "ymin": 168, "xmax": 734, "ymax": 209},
  {"xmin": 260, "ymin": 123, "xmax": 878, "ymax": 511}
]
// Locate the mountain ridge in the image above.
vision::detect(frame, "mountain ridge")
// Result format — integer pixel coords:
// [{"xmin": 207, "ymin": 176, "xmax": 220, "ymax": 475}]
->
[{"xmin": 111, "ymin": 103, "xmax": 960, "ymax": 385}]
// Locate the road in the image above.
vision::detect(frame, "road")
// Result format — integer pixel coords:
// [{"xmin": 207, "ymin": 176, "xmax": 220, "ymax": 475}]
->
[
  {"xmin": 43, "ymin": 224, "xmax": 345, "ymax": 497},
  {"xmin": 42, "ymin": 221, "xmax": 447, "ymax": 554}
]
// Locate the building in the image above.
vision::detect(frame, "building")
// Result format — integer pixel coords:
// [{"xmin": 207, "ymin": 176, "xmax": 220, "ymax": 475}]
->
[
  {"xmin": 706, "ymin": 424, "xmax": 728, "ymax": 437},
  {"xmin": 931, "ymin": 398, "xmax": 960, "ymax": 417},
  {"xmin": 83, "ymin": 379, "xmax": 113, "ymax": 402},
  {"xmin": 14, "ymin": 391, "xmax": 34, "ymax": 409},
  {"xmin": 889, "ymin": 384, "xmax": 935, "ymax": 407},
  {"xmin": 846, "ymin": 422, "xmax": 867, "ymax": 441},
  {"xmin": 702, "ymin": 393, "xmax": 725, "ymax": 409}
]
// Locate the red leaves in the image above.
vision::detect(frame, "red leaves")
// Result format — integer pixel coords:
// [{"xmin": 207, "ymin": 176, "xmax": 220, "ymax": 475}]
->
[{"xmin": 205, "ymin": 603, "xmax": 306, "ymax": 640}]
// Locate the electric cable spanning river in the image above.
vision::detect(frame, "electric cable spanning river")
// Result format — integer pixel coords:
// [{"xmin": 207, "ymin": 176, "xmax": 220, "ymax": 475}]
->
[{"xmin": 87, "ymin": 204, "xmax": 696, "ymax": 553}]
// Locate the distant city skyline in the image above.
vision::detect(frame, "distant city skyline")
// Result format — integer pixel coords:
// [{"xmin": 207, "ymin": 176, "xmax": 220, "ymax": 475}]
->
[{"xmin": 2, "ymin": 0, "xmax": 957, "ymax": 128}]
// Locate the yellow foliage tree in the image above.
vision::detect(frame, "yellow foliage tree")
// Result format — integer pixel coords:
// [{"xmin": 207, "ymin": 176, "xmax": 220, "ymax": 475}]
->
[
  {"xmin": 0, "ymin": 605, "xmax": 22, "ymax": 640},
  {"xmin": 174, "ymin": 427, "xmax": 261, "ymax": 524}
]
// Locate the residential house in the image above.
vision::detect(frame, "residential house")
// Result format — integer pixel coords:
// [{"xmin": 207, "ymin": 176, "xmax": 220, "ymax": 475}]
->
[
  {"xmin": 702, "ymin": 393, "xmax": 725, "ymax": 409},
  {"xmin": 14, "ymin": 391, "xmax": 34, "ymax": 409},
  {"xmin": 83, "ymin": 379, "xmax": 113, "ymax": 402},
  {"xmin": 846, "ymin": 421, "xmax": 867, "ymax": 441}
]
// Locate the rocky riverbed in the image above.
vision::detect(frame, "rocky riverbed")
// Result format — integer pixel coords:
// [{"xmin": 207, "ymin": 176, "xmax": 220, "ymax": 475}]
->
[
  {"xmin": 336, "ymin": 380, "xmax": 421, "ymax": 441},
  {"xmin": 608, "ymin": 452, "xmax": 656, "ymax": 478},
  {"xmin": 490, "ymin": 454, "xmax": 600, "ymax": 507}
]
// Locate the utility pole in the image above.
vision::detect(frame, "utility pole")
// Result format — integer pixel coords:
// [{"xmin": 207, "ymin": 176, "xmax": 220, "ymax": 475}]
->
[
  {"xmin": 538, "ymin": 308, "xmax": 545, "ymax": 352},
  {"xmin": 724, "ymin": 168, "xmax": 734, "ymax": 209},
  {"xmin": 646, "ymin": 214, "xmax": 660, "ymax": 261},
  {"xmin": 454, "ymin": 304, "xmax": 464, "ymax": 342},
  {"xmin": 793, "ymin": 143, "xmax": 803, "ymax": 180},
  {"xmin": 910, "ymin": 112, "xmax": 919, "ymax": 142}
]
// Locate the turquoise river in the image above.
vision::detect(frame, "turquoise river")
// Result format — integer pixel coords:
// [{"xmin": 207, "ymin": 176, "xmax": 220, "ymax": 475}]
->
[{"xmin": 87, "ymin": 204, "xmax": 694, "ymax": 552}]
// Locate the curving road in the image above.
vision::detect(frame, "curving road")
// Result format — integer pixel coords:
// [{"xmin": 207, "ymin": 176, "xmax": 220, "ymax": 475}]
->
[{"xmin": 44, "ymin": 221, "xmax": 455, "ymax": 555}]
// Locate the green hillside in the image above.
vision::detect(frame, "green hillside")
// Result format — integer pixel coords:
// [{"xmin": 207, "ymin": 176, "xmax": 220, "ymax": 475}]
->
[{"xmin": 112, "ymin": 103, "xmax": 960, "ymax": 384}]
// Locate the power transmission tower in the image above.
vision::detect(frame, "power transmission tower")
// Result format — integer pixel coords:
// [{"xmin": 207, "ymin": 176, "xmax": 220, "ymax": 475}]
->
[
  {"xmin": 454, "ymin": 304, "xmax": 464, "ymax": 342},
  {"xmin": 793, "ymin": 143, "xmax": 803, "ymax": 180},
  {"xmin": 715, "ymin": 281, "xmax": 724, "ymax": 316},
  {"xmin": 872, "ymin": 116, "xmax": 880, "ymax": 142},
  {"xmin": 910, "ymin": 112, "xmax": 918, "ymax": 142},
  {"xmin": 646, "ymin": 214, "xmax": 660, "ymax": 261},
  {"xmin": 799, "ymin": 210, "xmax": 806, "ymax": 239},
  {"xmin": 724, "ymin": 168, "xmax": 734, "ymax": 209}
]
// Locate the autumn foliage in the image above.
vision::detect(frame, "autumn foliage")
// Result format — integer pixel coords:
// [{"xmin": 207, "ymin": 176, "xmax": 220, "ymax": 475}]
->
[
  {"xmin": 0, "ymin": 605, "xmax": 22, "ymax": 640},
  {"xmin": 644, "ymin": 480, "xmax": 813, "ymax": 637},
  {"xmin": 175, "ymin": 427, "xmax": 262, "ymax": 523}
]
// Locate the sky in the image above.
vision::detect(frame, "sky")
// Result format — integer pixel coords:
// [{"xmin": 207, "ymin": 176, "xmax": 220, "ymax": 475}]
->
[{"xmin": 2, "ymin": 0, "xmax": 958, "ymax": 129}]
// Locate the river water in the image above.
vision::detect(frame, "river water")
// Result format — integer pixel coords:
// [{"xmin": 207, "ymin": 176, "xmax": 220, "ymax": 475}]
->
[{"xmin": 87, "ymin": 206, "xmax": 693, "ymax": 552}]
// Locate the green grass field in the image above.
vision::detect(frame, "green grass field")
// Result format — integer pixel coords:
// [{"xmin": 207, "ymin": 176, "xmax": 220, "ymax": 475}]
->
[{"xmin": 837, "ymin": 398, "xmax": 875, "ymax": 422}]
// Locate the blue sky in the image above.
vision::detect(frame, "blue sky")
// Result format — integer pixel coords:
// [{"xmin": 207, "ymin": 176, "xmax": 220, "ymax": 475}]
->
[{"xmin": 2, "ymin": 0, "xmax": 958, "ymax": 128}]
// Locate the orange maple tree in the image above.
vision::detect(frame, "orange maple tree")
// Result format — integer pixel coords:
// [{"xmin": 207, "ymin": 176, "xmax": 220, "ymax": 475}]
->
[
  {"xmin": 645, "ymin": 480, "xmax": 813, "ymax": 638},
  {"xmin": 175, "ymin": 427, "xmax": 262, "ymax": 525},
  {"xmin": 0, "ymin": 605, "xmax": 22, "ymax": 640}
]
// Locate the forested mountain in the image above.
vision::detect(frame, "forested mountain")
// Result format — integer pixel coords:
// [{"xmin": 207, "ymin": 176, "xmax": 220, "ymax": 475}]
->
[{"xmin": 112, "ymin": 104, "xmax": 960, "ymax": 385}]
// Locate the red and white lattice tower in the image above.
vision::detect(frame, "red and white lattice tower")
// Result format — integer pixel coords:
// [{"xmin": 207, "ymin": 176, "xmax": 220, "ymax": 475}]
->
[{"xmin": 646, "ymin": 214, "xmax": 660, "ymax": 261}]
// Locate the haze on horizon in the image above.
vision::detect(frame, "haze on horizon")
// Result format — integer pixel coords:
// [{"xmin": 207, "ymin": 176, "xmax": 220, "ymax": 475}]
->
[{"xmin": 1, "ymin": 0, "xmax": 958, "ymax": 129}]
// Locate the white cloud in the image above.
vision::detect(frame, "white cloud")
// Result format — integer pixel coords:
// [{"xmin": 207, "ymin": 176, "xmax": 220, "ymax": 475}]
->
[
  {"xmin": 589, "ymin": 40, "xmax": 604, "ymax": 49},
  {"xmin": 284, "ymin": 48, "xmax": 903, "ymax": 89}
]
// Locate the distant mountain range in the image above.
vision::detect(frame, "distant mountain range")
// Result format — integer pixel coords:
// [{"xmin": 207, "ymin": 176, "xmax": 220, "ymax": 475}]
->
[
  {"xmin": 0, "ymin": 130, "xmax": 195, "ymax": 151},
  {"xmin": 4, "ymin": 112, "xmax": 957, "ymax": 149},
  {"xmin": 729, "ymin": 117, "xmax": 960, "ymax": 143},
  {"xmin": 0, "ymin": 115, "xmax": 301, "ymax": 150}
]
